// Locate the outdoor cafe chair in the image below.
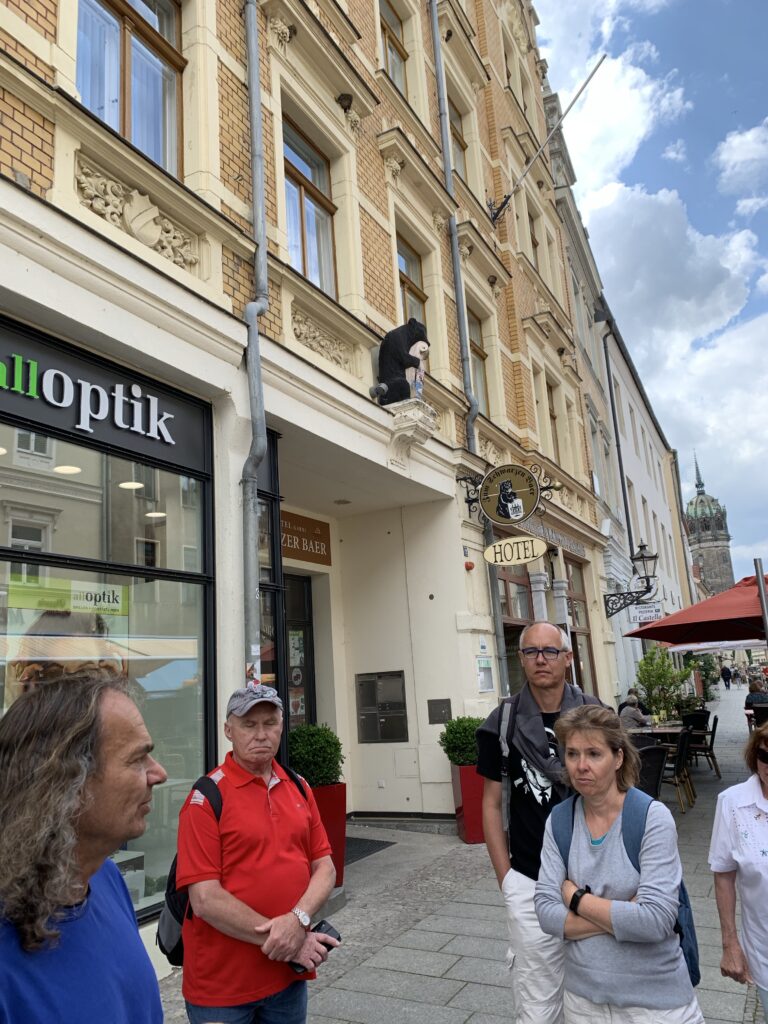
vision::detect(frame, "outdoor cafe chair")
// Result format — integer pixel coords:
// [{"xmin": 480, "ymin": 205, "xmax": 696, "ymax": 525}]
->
[
  {"xmin": 662, "ymin": 728, "xmax": 695, "ymax": 813},
  {"xmin": 688, "ymin": 714, "xmax": 721, "ymax": 779},
  {"xmin": 638, "ymin": 745, "xmax": 668, "ymax": 800}
]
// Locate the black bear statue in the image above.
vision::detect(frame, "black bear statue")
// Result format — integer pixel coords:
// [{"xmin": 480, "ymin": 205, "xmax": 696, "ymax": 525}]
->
[{"xmin": 369, "ymin": 318, "xmax": 430, "ymax": 406}]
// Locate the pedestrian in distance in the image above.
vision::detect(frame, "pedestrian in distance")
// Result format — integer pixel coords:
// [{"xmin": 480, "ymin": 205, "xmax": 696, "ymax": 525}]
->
[
  {"xmin": 476, "ymin": 621, "xmax": 602, "ymax": 1024},
  {"xmin": 617, "ymin": 687, "xmax": 650, "ymax": 717},
  {"xmin": 732, "ymin": 667, "xmax": 743, "ymax": 689},
  {"xmin": 721, "ymin": 665, "xmax": 732, "ymax": 690},
  {"xmin": 709, "ymin": 721, "xmax": 768, "ymax": 1022},
  {"xmin": 176, "ymin": 682, "xmax": 338, "ymax": 1024},
  {"xmin": 0, "ymin": 672, "xmax": 167, "ymax": 1024},
  {"xmin": 534, "ymin": 705, "xmax": 704, "ymax": 1024}
]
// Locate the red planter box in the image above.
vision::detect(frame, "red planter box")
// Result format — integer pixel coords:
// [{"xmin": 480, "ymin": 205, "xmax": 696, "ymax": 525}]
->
[
  {"xmin": 312, "ymin": 781, "xmax": 347, "ymax": 886},
  {"xmin": 451, "ymin": 764, "xmax": 485, "ymax": 844}
]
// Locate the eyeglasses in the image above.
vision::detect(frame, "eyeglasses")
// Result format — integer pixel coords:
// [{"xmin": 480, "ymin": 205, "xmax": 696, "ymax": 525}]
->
[{"xmin": 520, "ymin": 647, "xmax": 566, "ymax": 661}]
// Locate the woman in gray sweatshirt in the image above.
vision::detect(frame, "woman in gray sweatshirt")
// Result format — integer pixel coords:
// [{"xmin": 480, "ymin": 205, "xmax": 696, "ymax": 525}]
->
[{"xmin": 534, "ymin": 705, "xmax": 703, "ymax": 1023}]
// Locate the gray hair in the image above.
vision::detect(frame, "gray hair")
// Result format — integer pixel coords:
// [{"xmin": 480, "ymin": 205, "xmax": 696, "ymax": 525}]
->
[
  {"xmin": 519, "ymin": 621, "xmax": 572, "ymax": 652},
  {"xmin": 0, "ymin": 671, "xmax": 132, "ymax": 950},
  {"xmin": 625, "ymin": 694, "xmax": 639, "ymax": 706}
]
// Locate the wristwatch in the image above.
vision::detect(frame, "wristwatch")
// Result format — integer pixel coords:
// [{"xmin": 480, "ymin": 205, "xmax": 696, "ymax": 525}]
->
[
  {"xmin": 569, "ymin": 885, "xmax": 591, "ymax": 916},
  {"xmin": 291, "ymin": 906, "xmax": 311, "ymax": 929}
]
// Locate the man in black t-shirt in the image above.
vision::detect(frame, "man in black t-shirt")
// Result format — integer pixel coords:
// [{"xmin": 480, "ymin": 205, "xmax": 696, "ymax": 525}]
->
[{"xmin": 477, "ymin": 621, "xmax": 583, "ymax": 1024}]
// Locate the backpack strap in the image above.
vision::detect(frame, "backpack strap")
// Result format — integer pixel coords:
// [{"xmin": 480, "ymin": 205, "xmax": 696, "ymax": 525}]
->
[
  {"xmin": 549, "ymin": 793, "xmax": 577, "ymax": 869},
  {"xmin": 620, "ymin": 786, "xmax": 653, "ymax": 873},
  {"xmin": 282, "ymin": 764, "xmax": 308, "ymax": 801},
  {"xmin": 191, "ymin": 774, "xmax": 223, "ymax": 820},
  {"xmin": 498, "ymin": 695, "xmax": 518, "ymax": 835}
]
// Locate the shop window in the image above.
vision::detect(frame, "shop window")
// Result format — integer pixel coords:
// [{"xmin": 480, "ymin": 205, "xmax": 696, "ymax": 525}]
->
[
  {"xmin": 380, "ymin": 0, "xmax": 408, "ymax": 95},
  {"xmin": 448, "ymin": 98, "xmax": 467, "ymax": 180},
  {"xmin": 132, "ymin": 461, "xmax": 158, "ymax": 502},
  {"xmin": 283, "ymin": 120, "xmax": 337, "ymax": 299},
  {"xmin": 181, "ymin": 475, "xmax": 200, "ymax": 508},
  {"xmin": 356, "ymin": 670, "xmax": 408, "ymax": 742},
  {"xmin": 136, "ymin": 538, "xmax": 158, "ymax": 568},
  {"xmin": 467, "ymin": 309, "xmax": 489, "ymax": 417},
  {"xmin": 76, "ymin": 0, "xmax": 184, "ymax": 175},
  {"xmin": 397, "ymin": 235, "xmax": 427, "ymax": 323}
]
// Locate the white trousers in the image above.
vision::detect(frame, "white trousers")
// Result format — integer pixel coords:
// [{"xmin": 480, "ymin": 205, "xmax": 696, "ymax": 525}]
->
[
  {"xmin": 564, "ymin": 990, "xmax": 705, "ymax": 1023},
  {"xmin": 501, "ymin": 867, "xmax": 565, "ymax": 1024}
]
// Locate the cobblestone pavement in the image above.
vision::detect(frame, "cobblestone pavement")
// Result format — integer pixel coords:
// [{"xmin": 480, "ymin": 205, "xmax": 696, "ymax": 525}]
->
[{"xmin": 160, "ymin": 684, "xmax": 760, "ymax": 1023}]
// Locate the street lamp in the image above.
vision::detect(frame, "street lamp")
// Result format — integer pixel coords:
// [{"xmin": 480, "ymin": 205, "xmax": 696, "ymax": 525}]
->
[{"xmin": 604, "ymin": 541, "xmax": 659, "ymax": 618}]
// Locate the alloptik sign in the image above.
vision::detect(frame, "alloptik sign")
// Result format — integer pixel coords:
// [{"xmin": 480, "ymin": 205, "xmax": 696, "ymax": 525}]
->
[
  {"xmin": 0, "ymin": 319, "xmax": 211, "ymax": 475},
  {"xmin": 0, "ymin": 353, "xmax": 175, "ymax": 444}
]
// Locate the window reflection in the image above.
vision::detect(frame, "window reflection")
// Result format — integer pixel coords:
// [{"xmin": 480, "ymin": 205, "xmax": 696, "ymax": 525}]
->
[{"xmin": 0, "ymin": 425, "xmax": 203, "ymax": 572}]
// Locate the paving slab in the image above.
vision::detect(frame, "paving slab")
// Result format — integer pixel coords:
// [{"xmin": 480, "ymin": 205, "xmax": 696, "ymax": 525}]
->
[
  {"xmin": 434, "ymin": 901, "xmax": 507, "ymax": 922},
  {"xmin": 415, "ymin": 915, "xmax": 507, "ymax": 939},
  {"xmin": 310, "ymin": 988, "xmax": 471, "ymax": 1024},
  {"xmin": 361, "ymin": 946, "xmax": 460, "ymax": 978},
  {"xmin": 443, "ymin": 956, "xmax": 515, "ymax": 988},
  {"xmin": 440, "ymin": 936, "xmax": 509, "ymax": 962},
  {"xmin": 331, "ymin": 966, "xmax": 466, "ymax": 1004},
  {"xmin": 448, "ymin": 982, "xmax": 513, "ymax": 1015},
  {"xmin": 390, "ymin": 928, "xmax": 455, "ymax": 952}
]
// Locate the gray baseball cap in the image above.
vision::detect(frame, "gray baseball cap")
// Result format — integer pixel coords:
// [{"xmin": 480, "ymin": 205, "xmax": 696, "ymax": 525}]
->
[{"xmin": 226, "ymin": 683, "xmax": 284, "ymax": 717}]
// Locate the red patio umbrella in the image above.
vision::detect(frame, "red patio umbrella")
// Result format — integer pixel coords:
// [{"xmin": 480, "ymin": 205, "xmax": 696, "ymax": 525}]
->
[{"xmin": 625, "ymin": 575, "xmax": 768, "ymax": 644}]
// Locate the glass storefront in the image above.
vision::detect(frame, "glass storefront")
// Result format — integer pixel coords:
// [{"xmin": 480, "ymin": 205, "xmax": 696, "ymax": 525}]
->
[{"xmin": 0, "ymin": 317, "xmax": 213, "ymax": 918}]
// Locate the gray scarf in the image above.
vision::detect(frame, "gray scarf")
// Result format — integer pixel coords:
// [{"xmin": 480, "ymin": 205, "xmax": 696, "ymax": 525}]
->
[{"xmin": 512, "ymin": 682, "xmax": 590, "ymax": 802}]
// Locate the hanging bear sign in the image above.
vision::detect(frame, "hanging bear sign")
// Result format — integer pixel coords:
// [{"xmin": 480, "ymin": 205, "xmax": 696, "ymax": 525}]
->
[{"xmin": 479, "ymin": 465, "xmax": 540, "ymax": 526}]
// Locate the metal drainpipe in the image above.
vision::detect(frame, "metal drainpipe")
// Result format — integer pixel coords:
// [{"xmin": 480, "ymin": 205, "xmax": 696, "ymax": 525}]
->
[
  {"xmin": 242, "ymin": 0, "xmax": 269, "ymax": 681},
  {"xmin": 427, "ymin": 0, "xmax": 509, "ymax": 695}
]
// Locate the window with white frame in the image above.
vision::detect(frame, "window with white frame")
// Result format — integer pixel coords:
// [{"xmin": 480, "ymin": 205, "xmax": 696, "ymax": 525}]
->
[
  {"xmin": 380, "ymin": 0, "xmax": 408, "ymax": 94},
  {"xmin": 546, "ymin": 382, "xmax": 561, "ymax": 463},
  {"xmin": 283, "ymin": 119, "xmax": 337, "ymax": 299},
  {"xmin": 397, "ymin": 235, "xmax": 427, "ymax": 323},
  {"xmin": 448, "ymin": 98, "xmax": 467, "ymax": 180},
  {"xmin": 76, "ymin": 0, "xmax": 183, "ymax": 175},
  {"xmin": 467, "ymin": 309, "xmax": 489, "ymax": 417},
  {"xmin": 528, "ymin": 210, "xmax": 540, "ymax": 271},
  {"xmin": 133, "ymin": 462, "xmax": 158, "ymax": 502},
  {"xmin": 181, "ymin": 475, "xmax": 200, "ymax": 509},
  {"xmin": 14, "ymin": 430, "xmax": 53, "ymax": 468},
  {"xmin": 9, "ymin": 521, "xmax": 45, "ymax": 584}
]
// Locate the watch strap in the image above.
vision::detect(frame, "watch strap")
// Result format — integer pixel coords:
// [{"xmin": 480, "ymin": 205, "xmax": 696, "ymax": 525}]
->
[{"xmin": 569, "ymin": 885, "xmax": 591, "ymax": 915}]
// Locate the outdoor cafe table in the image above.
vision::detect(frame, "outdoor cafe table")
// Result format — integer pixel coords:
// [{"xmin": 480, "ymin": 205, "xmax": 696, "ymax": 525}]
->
[{"xmin": 627, "ymin": 724, "xmax": 685, "ymax": 743}]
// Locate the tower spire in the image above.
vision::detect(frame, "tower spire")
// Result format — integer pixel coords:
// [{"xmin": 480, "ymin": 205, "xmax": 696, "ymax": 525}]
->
[{"xmin": 694, "ymin": 451, "xmax": 705, "ymax": 495}]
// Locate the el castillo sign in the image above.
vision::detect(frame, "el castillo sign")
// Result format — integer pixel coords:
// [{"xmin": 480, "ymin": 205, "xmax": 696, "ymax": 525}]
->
[{"xmin": 483, "ymin": 535, "xmax": 548, "ymax": 566}]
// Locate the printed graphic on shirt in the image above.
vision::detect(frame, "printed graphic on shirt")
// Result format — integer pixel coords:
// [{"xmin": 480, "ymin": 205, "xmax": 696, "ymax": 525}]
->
[{"xmin": 514, "ymin": 724, "xmax": 558, "ymax": 806}]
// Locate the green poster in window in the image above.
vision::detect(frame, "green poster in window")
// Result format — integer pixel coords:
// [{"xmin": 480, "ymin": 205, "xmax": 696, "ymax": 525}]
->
[{"xmin": 8, "ymin": 578, "xmax": 129, "ymax": 616}]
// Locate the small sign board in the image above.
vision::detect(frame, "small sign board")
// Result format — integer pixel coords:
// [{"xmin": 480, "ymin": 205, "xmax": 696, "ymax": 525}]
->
[
  {"xmin": 479, "ymin": 465, "xmax": 540, "ymax": 526},
  {"xmin": 627, "ymin": 601, "xmax": 663, "ymax": 624},
  {"xmin": 281, "ymin": 511, "xmax": 331, "ymax": 565},
  {"xmin": 483, "ymin": 534, "xmax": 548, "ymax": 566}
]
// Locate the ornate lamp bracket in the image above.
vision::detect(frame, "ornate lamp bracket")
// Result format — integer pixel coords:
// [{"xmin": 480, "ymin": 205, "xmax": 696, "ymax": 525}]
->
[{"xmin": 603, "ymin": 578, "xmax": 655, "ymax": 619}]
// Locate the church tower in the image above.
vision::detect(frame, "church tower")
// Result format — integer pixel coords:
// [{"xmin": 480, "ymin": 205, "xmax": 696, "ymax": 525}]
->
[{"xmin": 685, "ymin": 456, "xmax": 736, "ymax": 594}]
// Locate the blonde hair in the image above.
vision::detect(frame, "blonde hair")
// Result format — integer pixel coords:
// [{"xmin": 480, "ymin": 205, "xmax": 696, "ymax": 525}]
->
[{"xmin": 555, "ymin": 704, "xmax": 640, "ymax": 792}]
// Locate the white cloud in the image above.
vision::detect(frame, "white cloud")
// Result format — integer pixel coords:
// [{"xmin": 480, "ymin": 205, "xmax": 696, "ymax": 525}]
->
[
  {"xmin": 662, "ymin": 138, "xmax": 687, "ymax": 163},
  {"xmin": 735, "ymin": 196, "xmax": 768, "ymax": 218},
  {"xmin": 583, "ymin": 184, "xmax": 758, "ymax": 363},
  {"xmin": 713, "ymin": 117, "xmax": 768, "ymax": 196},
  {"xmin": 535, "ymin": 2, "xmax": 690, "ymax": 196}
]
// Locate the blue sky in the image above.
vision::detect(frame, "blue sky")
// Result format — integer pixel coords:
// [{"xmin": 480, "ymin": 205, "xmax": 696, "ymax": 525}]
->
[{"xmin": 535, "ymin": 0, "xmax": 768, "ymax": 583}]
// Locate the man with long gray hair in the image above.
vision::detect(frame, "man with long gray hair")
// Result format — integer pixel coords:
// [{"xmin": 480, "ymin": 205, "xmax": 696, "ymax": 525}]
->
[{"xmin": 0, "ymin": 672, "xmax": 167, "ymax": 1023}]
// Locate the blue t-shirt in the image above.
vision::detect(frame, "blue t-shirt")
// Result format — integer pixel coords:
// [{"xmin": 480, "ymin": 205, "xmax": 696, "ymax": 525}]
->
[{"xmin": 0, "ymin": 859, "xmax": 162, "ymax": 1024}]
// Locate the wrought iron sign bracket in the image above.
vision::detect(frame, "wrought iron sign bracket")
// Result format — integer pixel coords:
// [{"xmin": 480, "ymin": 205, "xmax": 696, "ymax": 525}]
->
[
  {"xmin": 456, "ymin": 474, "xmax": 484, "ymax": 521},
  {"xmin": 603, "ymin": 578, "xmax": 654, "ymax": 619}
]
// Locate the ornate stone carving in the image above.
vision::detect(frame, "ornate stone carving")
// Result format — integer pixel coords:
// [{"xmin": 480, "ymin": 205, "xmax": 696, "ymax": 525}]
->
[
  {"xmin": 76, "ymin": 157, "xmax": 198, "ymax": 269},
  {"xmin": 384, "ymin": 155, "xmax": 404, "ymax": 185},
  {"xmin": 432, "ymin": 211, "xmax": 446, "ymax": 235},
  {"xmin": 269, "ymin": 16, "xmax": 293, "ymax": 52},
  {"xmin": 479, "ymin": 437, "xmax": 503, "ymax": 466},
  {"xmin": 345, "ymin": 108, "xmax": 362, "ymax": 135},
  {"xmin": 387, "ymin": 398, "xmax": 439, "ymax": 469},
  {"xmin": 458, "ymin": 242, "xmax": 473, "ymax": 263},
  {"xmin": 292, "ymin": 309, "xmax": 354, "ymax": 373},
  {"xmin": 508, "ymin": 2, "xmax": 529, "ymax": 52}
]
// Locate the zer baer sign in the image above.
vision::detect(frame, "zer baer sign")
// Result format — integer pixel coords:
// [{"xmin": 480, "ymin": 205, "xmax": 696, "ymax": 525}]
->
[{"xmin": 483, "ymin": 535, "xmax": 549, "ymax": 566}]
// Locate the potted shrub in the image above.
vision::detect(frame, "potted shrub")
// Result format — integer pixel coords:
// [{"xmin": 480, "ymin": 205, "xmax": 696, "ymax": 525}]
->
[
  {"xmin": 438, "ymin": 716, "xmax": 485, "ymax": 844},
  {"xmin": 288, "ymin": 724, "xmax": 347, "ymax": 885},
  {"xmin": 635, "ymin": 647, "xmax": 692, "ymax": 719}
]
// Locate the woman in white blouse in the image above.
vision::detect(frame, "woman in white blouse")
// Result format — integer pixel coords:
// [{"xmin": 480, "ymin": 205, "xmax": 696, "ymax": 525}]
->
[{"xmin": 709, "ymin": 721, "xmax": 768, "ymax": 1021}]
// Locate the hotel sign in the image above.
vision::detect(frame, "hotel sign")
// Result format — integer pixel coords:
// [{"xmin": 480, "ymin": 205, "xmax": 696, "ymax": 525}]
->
[
  {"xmin": 281, "ymin": 512, "xmax": 332, "ymax": 566},
  {"xmin": 483, "ymin": 535, "xmax": 548, "ymax": 566},
  {"xmin": 0, "ymin": 318, "xmax": 210, "ymax": 474}
]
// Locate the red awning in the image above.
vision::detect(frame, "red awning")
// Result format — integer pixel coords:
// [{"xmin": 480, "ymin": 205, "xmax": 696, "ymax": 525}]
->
[{"xmin": 625, "ymin": 575, "xmax": 768, "ymax": 644}]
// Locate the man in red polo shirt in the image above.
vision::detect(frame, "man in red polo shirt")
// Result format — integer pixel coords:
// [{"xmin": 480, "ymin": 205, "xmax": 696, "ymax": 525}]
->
[{"xmin": 176, "ymin": 683, "xmax": 338, "ymax": 1024}]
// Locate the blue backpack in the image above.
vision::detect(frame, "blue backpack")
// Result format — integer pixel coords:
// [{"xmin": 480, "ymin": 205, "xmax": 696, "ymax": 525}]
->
[{"xmin": 549, "ymin": 786, "xmax": 700, "ymax": 987}]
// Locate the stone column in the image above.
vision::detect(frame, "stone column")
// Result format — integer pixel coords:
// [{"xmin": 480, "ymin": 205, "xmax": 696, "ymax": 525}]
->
[
  {"xmin": 529, "ymin": 571, "xmax": 549, "ymax": 621},
  {"xmin": 552, "ymin": 579, "xmax": 569, "ymax": 627}
]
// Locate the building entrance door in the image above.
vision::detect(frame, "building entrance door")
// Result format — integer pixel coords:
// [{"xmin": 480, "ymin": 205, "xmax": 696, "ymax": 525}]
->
[{"xmin": 285, "ymin": 574, "xmax": 316, "ymax": 728}]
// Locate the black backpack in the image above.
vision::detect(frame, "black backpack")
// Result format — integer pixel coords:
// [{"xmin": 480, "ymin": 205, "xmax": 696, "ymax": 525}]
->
[{"xmin": 156, "ymin": 767, "xmax": 307, "ymax": 966}]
